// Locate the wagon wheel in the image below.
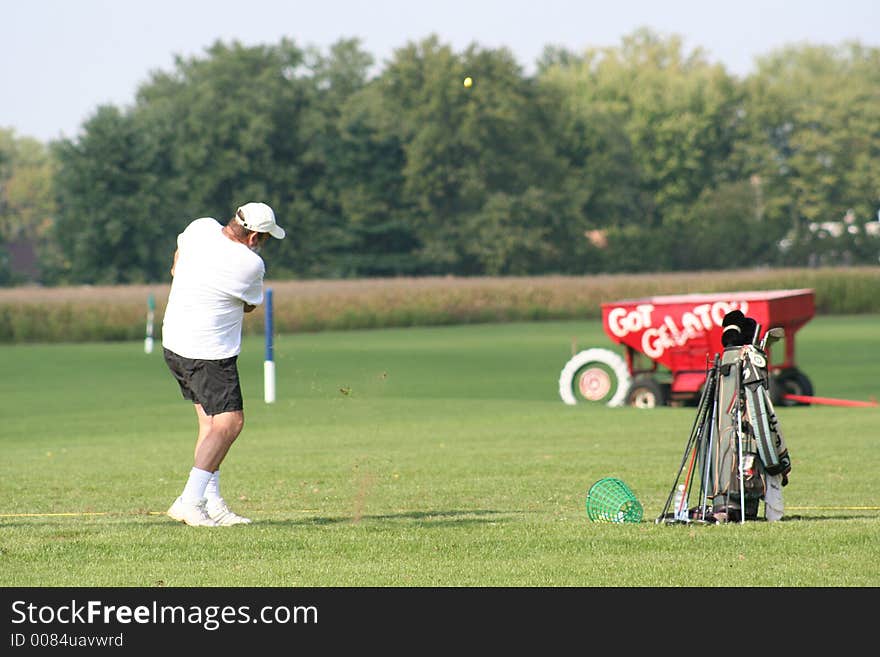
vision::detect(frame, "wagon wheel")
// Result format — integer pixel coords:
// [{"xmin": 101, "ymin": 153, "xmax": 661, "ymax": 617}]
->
[
  {"xmin": 771, "ymin": 368, "xmax": 814, "ymax": 407},
  {"xmin": 559, "ymin": 348, "xmax": 632, "ymax": 407},
  {"xmin": 626, "ymin": 377, "xmax": 667, "ymax": 409}
]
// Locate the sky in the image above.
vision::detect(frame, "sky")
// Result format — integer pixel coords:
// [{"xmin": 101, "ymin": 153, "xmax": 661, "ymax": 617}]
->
[{"xmin": 4, "ymin": 0, "xmax": 878, "ymax": 143}]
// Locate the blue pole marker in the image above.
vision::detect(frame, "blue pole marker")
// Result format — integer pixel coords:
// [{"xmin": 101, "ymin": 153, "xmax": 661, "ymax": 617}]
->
[{"xmin": 264, "ymin": 288, "xmax": 275, "ymax": 403}]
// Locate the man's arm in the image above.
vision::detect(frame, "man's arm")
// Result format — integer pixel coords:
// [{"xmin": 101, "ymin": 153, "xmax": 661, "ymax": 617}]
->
[{"xmin": 170, "ymin": 249, "xmax": 179, "ymax": 277}]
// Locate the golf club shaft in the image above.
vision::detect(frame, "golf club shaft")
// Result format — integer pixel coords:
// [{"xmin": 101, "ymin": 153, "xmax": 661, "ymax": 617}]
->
[
  {"xmin": 658, "ymin": 363, "xmax": 715, "ymax": 520},
  {"xmin": 736, "ymin": 366, "xmax": 746, "ymax": 524},
  {"xmin": 700, "ymin": 366, "xmax": 719, "ymax": 520}
]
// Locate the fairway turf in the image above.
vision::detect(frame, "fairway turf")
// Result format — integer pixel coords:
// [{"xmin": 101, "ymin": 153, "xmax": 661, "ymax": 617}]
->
[{"xmin": 1, "ymin": 316, "xmax": 878, "ymax": 586}]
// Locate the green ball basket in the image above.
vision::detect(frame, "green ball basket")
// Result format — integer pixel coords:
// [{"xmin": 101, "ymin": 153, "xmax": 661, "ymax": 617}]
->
[{"xmin": 585, "ymin": 477, "xmax": 643, "ymax": 523}]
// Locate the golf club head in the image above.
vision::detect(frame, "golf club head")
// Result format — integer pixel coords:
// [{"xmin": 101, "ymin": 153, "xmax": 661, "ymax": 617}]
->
[
  {"xmin": 760, "ymin": 326, "xmax": 785, "ymax": 350},
  {"xmin": 751, "ymin": 321, "xmax": 762, "ymax": 346}
]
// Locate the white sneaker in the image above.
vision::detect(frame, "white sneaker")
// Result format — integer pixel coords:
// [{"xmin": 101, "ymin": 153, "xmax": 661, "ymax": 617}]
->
[
  {"xmin": 206, "ymin": 498, "xmax": 252, "ymax": 526},
  {"xmin": 167, "ymin": 496, "xmax": 218, "ymax": 527}
]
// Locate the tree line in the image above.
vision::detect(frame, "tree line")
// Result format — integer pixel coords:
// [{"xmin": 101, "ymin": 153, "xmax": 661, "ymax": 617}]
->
[{"xmin": 1, "ymin": 28, "xmax": 879, "ymax": 286}]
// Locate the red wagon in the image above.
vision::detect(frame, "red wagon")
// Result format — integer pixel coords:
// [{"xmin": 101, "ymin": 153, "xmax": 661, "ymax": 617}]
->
[{"xmin": 558, "ymin": 288, "xmax": 816, "ymax": 408}]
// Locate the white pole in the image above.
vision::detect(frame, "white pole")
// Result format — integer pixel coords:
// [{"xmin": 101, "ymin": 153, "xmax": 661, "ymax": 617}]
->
[
  {"xmin": 264, "ymin": 288, "xmax": 275, "ymax": 404},
  {"xmin": 264, "ymin": 360, "xmax": 276, "ymax": 404},
  {"xmin": 144, "ymin": 294, "xmax": 155, "ymax": 354}
]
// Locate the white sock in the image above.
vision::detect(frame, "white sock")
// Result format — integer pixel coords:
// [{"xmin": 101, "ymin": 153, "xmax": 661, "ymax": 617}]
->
[
  {"xmin": 180, "ymin": 467, "xmax": 213, "ymax": 503},
  {"xmin": 205, "ymin": 470, "xmax": 222, "ymax": 502}
]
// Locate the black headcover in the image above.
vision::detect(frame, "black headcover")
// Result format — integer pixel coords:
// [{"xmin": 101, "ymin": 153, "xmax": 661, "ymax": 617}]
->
[
  {"xmin": 721, "ymin": 310, "xmax": 745, "ymax": 347},
  {"xmin": 721, "ymin": 310, "xmax": 757, "ymax": 347},
  {"xmin": 740, "ymin": 317, "xmax": 757, "ymax": 345}
]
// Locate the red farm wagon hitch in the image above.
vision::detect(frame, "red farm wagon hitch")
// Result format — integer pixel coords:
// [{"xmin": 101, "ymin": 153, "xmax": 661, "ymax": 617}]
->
[{"xmin": 559, "ymin": 288, "xmax": 822, "ymax": 408}]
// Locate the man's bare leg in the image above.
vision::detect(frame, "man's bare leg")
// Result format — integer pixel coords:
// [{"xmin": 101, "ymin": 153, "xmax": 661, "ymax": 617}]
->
[
  {"xmin": 168, "ymin": 406, "xmax": 245, "ymax": 526},
  {"xmin": 191, "ymin": 404, "xmax": 252, "ymax": 525},
  {"xmin": 192, "ymin": 404, "xmax": 244, "ymax": 473}
]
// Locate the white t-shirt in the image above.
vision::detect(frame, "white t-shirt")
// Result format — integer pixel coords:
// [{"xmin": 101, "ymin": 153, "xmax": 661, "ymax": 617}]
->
[{"xmin": 162, "ymin": 217, "xmax": 265, "ymax": 359}]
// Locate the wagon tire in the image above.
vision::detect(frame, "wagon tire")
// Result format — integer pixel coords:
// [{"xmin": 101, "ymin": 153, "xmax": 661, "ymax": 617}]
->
[
  {"xmin": 626, "ymin": 377, "xmax": 667, "ymax": 409},
  {"xmin": 559, "ymin": 348, "xmax": 632, "ymax": 407},
  {"xmin": 771, "ymin": 368, "xmax": 814, "ymax": 407}
]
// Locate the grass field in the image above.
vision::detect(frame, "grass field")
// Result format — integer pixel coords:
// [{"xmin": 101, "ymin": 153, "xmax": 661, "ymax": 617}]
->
[{"xmin": 1, "ymin": 315, "xmax": 878, "ymax": 586}]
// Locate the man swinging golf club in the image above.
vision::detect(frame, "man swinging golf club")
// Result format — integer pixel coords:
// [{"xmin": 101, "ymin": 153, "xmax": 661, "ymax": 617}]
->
[{"xmin": 162, "ymin": 202, "xmax": 285, "ymax": 526}]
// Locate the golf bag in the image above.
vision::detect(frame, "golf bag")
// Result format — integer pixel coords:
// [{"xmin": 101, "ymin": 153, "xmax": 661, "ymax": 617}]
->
[{"xmin": 657, "ymin": 310, "xmax": 792, "ymax": 524}]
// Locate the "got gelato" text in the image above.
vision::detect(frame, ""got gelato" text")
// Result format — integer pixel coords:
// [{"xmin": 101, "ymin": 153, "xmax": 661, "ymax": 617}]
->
[{"xmin": 607, "ymin": 300, "xmax": 749, "ymax": 359}]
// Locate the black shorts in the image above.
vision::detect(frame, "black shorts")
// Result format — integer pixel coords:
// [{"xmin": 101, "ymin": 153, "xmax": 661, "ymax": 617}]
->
[{"xmin": 163, "ymin": 348, "xmax": 244, "ymax": 416}]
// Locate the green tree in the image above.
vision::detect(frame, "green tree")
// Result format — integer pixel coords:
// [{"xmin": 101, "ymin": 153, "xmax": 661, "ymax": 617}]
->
[
  {"xmin": 327, "ymin": 80, "xmax": 421, "ymax": 275},
  {"xmin": 0, "ymin": 128, "xmax": 57, "ymax": 283},
  {"xmin": 743, "ymin": 42, "xmax": 880, "ymax": 265},
  {"xmin": 670, "ymin": 180, "xmax": 769, "ymax": 270},
  {"xmin": 132, "ymin": 38, "xmax": 378, "ymax": 278},
  {"xmin": 539, "ymin": 29, "xmax": 748, "ymax": 271},
  {"xmin": 52, "ymin": 38, "xmax": 368, "ymax": 281},
  {"xmin": 0, "ymin": 129, "xmax": 55, "ymax": 241},
  {"xmin": 52, "ymin": 106, "xmax": 172, "ymax": 283},
  {"xmin": 538, "ymin": 47, "xmax": 645, "ymax": 231},
  {"xmin": 379, "ymin": 36, "xmax": 574, "ymax": 274},
  {"xmin": 46, "ymin": 31, "xmax": 880, "ymax": 281},
  {"xmin": 292, "ymin": 38, "xmax": 412, "ymax": 277}
]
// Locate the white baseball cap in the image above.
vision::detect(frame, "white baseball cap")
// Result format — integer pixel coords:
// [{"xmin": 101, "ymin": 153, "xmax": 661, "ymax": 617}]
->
[{"xmin": 236, "ymin": 202, "xmax": 286, "ymax": 239}]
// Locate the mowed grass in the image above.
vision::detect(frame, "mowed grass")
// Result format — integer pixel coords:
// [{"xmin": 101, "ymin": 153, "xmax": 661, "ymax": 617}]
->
[{"xmin": 0, "ymin": 316, "xmax": 878, "ymax": 587}]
